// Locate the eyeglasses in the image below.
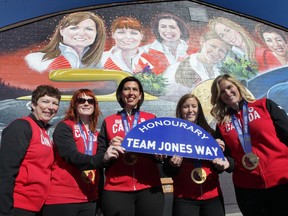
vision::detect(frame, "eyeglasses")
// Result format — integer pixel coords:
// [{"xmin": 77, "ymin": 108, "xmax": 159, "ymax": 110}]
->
[{"xmin": 76, "ymin": 98, "xmax": 95, "ymax": 105}]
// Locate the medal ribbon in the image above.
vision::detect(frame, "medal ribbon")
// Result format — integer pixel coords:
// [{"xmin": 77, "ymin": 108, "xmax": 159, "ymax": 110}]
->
[
  {"xmin": 78, "ymin": 123, "xmax": 94, "ymax": 155},
  {"xmin": 231, "ymin": 101, "xmax": 252, "ymax": 153},
  {"xmin": 121, "ymin": 110, "xmax": 140, "ymax": 135},
  {"xmin": 193, "ymin": 159, "xmax": 202, "ymax": 168}
]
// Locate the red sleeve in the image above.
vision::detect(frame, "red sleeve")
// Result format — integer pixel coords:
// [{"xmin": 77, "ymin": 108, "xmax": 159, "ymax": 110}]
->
[
  {"xmin": 48, "ymin": 55, "xmax": 71, "ymax": 71},
  {"xmin": 255, "ymin": 47, "xmax": 282, "ymax": 73}
]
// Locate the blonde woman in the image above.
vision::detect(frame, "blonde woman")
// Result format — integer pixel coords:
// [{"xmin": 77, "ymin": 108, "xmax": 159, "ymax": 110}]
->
[
  {"xmin": 209, "ymin": 17, "xmax": 265, "ymax": 72},
  {"xmin": 174, "ymin": 31, "xmax": 230, "ymax": 87},
  {"xmin": 162, "ymin": 31, "xmax": 230, "ymax": 99},
  {"xmin": 211, "ymin": 74, "xmax": 288, "ymax": 216}
]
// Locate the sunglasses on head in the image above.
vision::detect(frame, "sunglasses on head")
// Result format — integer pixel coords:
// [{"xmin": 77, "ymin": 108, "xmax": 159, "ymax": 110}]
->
[{"xmin": 76, "ymin": 98, "xmax": 95, "ymax": 105}]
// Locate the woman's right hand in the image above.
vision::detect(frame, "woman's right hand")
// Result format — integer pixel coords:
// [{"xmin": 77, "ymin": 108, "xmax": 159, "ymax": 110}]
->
[
  {"xmin": 216, "ymin": 138, "xmax": 225, "ymax": 151},
  {"xmin": 103, "ymin": 137, "xmax": 125, "ymax": 164},
  {"xmin": 109, "ymin": 136, "xmax": 123, "ymax": 146},
  {"xmin": 103, "ymin": 145, "xmax": 125, "ymax": 164}
]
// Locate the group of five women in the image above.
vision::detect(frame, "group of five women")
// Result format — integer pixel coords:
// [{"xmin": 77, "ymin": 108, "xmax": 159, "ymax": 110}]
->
[{"xmin": 1, "ymin": 73, "xmax": 288, "ymax": 216}]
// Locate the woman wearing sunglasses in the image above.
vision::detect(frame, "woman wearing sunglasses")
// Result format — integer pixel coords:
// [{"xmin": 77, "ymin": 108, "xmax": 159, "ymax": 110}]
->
[{"xmin": 41, "ymin": 89, "xmax": 109, "ymax": 216}]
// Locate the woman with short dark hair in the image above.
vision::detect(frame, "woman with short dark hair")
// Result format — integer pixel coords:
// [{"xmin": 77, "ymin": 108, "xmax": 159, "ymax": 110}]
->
[{"xmin": 0, "ymin": 85, "xmax": 61, "ymax": 216}]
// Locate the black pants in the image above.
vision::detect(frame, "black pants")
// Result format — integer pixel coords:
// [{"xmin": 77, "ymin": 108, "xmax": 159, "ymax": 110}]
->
[
  {"xmin": 14, "ymin": 208, "xmax": 41, "ymax": 216},
  {"xmin": 235, "ymin": 183, "xmax": 288, "ymax": 216},
  {"xmin": 102, "ymin": 186, "xmax": 164, "ymax": 216},
  {"xmin": 172, "ymin": 196, "xmax": 225, "ymax": 216},
  {"xmin": 41, "ymin": 201, "xmax": 96, "ymax": 216}
]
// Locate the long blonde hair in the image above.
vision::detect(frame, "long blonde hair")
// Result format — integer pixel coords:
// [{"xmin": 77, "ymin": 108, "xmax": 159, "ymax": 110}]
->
[
  {"xmin": 209, "ymin": 17, "xmax": 258, "ymax": 63},
  {"xmin": 175, "ymin": 31, "xmax": 230, "ymax": 87},
  {"xmin": 210, "ymin": 74, "xmax": 255, "ymax": 123}
]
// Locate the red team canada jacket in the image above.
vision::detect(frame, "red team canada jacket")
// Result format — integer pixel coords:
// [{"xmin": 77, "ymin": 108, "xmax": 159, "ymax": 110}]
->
[
  {"xmin": 170, "ymin": 159, "xmax": 222, "ymax": 200},
  {"xmin": 14, "ymin": 116, "xmax": 54, "ymax": 211},
  {"xmin": 216, "ymin": 98, "xmax": 288, "ymax": 189},
  {"xmin": 0, "ymin": 115, "xmax": 54, "ymax": 215},
  {"xmin": 46, "ymin": 119, "xmax": 100, "ymax": 204},
  {"xmin": 97, "ymin": 110, "xmax": 162, "ymax": 191}
]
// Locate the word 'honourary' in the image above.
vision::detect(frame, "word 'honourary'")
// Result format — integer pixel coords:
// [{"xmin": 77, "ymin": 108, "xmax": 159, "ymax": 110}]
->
[{"xmin": 138, "ymin": 119, "xmax": 209, "ymax": 140}]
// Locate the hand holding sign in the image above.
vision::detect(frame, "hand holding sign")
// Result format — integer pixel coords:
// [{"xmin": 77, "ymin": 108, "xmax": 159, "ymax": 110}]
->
[{"xmin": 121, "ymin": 117, "xmax": 224, "ymax": 160}]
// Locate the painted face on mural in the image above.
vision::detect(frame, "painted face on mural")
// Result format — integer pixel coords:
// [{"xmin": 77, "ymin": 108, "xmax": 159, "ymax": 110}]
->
[
  {"xmin": 201, "ymin": 38, "xmax": 228, "ymax": 64},
  {"xmin": 181, "ymin": 98, "xmax": 199, "ymax": 123},
  {"xmin": 263, "ymin": 32, "xmax": 288, "ymax": 57},
  {"xmin": 31, "ymin": 95, "xmax": 60, "ymax": 124},
  {"xmin": 76, "ymin": 94, "xmax": 95, "ymax": 119},
  {"xmin": 158, "ymin": 18, "xmax": 181, "ymax": 42},
  {"xmin": 60, "ymin": 18, "xmax": 97, "ymax": 51},
  {"xmin": 112, "ymin": 28, "xmax": 143, "ymax": 51},
  {"xmin": 121, "ymin": 81, "xmax": 142, "ymax": 110},
  {"xmin": 219, "ymin": 80, "xmax": 242, "ymax": 109},
  {"xmin": 214, "ymin": 22, "xmax": 243, "ymax": 48}
]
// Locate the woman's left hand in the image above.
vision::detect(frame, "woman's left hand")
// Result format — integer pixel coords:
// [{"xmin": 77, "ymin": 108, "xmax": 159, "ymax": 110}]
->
[{"xmin": 169, "ymin": 155, "xmax": 183, "ymax": 167}]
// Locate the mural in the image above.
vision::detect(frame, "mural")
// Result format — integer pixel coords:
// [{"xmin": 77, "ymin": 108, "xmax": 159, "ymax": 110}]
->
[{"xmin": 1, "ymin": 0, "xmax": 288, "ymax": 135}]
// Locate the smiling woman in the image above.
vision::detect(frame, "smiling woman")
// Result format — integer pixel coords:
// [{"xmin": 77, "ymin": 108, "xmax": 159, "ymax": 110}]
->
[
  {"xmin": 255, "ymin": 23, "xmax": 288, "ymax": 70},
  {"xmin": 142, "ymin": 13, "xmax": 190, "ymax": 74},
  {"xmin": 162, "ymin": 93, "xmax": 226, "ymax": 216},
  {"xmin": 95, "ymin": 76, "xmax": 165, "ymax": 216},
  {"xmin": 0, "ymin": 85, "xmax": 61, "ymax": 216},
  {"xmin": 24, "ymin": 11, "xmax": 106, "ymax": 73},
  {"xmin": 210, "ymin": 74, "xmax": 288, "ymax": 216},
  {"xmin": 101, "ymin": 16, "xmax": 156, "ymax": 74},
  {"xmin": 41, "ymin": 88, "xmax": 106, "ymax": 216}
]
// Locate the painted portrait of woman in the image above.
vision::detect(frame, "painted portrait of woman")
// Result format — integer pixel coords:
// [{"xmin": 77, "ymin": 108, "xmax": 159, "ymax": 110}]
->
[
  {"xmin": 101, "ymin": 16, "xmax": 155, "ymax": 74},
  {"xmin": 256, "ymin": 23, "xmax": 288, "ymax": 71},
  {"xmin": 162, "ymin": 31, "xmax": 230, "ymax": 99},
  {"xmin": 142, "ymin": 13, "xmax": 190, "ymax": 74},
  {"xmin": 209, "ymin": 17, "xmax": 267, "ymax": 73},
  {"xmin": 25, "ymin": 11, "xmax": 106, "ymax": 73}
]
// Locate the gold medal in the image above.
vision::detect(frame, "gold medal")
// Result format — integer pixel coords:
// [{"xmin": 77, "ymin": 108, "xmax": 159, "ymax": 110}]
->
[
  {"xmin": 191, "ymin": 79, "xmax": 214, "ymax": 124},
  {"xmin": 191, "ymin": 167, "xmax": 207, "ymax": 184},
  {"xmin": 81, "ymin": 170, "xmax": 95, "ymax": 183},
  {"xmin": 242, "ymin": 152, "xmax": 259, "ymax": 170},
  {"xmin": 123, "ymin": 152, "xmax": 138, "ymax": 165}
]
